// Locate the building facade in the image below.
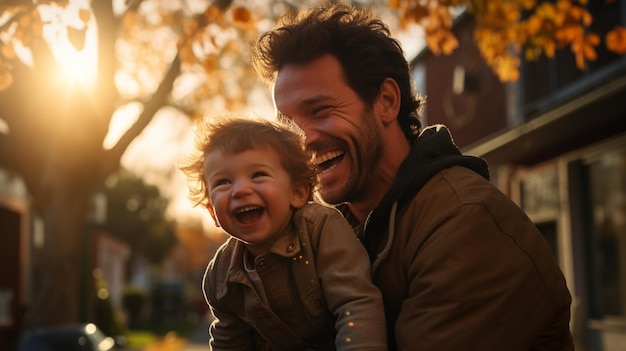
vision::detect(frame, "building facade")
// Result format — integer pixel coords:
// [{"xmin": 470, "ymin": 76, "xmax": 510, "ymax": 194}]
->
[
  {"xmin": 411, "ymin": 5, "xmax": 626, "ymax": 351},
  {"xmin": 0, "ymin": 172, "xmax": 29, "ymax": 350}
]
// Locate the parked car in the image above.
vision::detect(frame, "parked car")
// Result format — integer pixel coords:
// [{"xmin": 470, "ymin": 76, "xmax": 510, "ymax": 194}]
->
[{"xmin": 17, "ymin": 323, "xmax": 124, "ymax": 351}]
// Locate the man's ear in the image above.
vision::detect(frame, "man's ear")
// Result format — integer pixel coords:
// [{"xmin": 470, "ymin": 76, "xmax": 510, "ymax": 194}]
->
[
  {"xmin": 376, "ymin": 77, "xmax": 401, "ymax": 125},
  {"xmin": 290, "ymin": 183, "xmax": 310, "ymax": 209},
  {"xmin": 207, "ymin": 205, "xmax": 221, "ymax": 227}
]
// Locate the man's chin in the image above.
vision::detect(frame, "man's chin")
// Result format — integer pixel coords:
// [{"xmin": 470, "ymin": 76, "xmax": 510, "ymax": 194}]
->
[
  {"xmin": 318, "ymin": 185, "xmax": 345, "ymax": 205},
  {"xmin": 318, "ymin": 162, "xmax": 351, "ymax": 203}
]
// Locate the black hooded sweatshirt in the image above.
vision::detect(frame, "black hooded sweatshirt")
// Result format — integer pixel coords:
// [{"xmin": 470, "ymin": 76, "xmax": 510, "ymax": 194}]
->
[{"xmin": 358, "ymin": 125, "xmax": 490, "ymax": 261}]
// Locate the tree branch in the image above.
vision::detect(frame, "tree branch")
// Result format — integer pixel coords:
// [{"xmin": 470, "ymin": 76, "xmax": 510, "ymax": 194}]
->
[
  {"xmin": 100, "ymin": 54, "xmax": 181, "ymax": 178},
  {"xmin": 91, "ymin": 0, "xmax": 120, "ymax": 138}
]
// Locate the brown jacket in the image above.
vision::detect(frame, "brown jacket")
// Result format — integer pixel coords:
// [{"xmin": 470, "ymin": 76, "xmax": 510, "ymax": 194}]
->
[
  {"xmin": 347, "ymin": 126, "xmax": 574, "ymax": 350},
  {"xmin": 204, "ymin": 203, "xmax": 387, "ymax": 350}
]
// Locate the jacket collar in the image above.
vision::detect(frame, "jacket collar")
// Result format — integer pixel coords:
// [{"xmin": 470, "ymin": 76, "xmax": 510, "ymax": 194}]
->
[{"xmin": 359, "ymin": 124, "xmax": 490, "ymax": 261}]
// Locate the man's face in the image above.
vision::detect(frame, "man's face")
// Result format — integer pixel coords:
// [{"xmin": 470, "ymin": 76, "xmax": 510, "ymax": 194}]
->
[{"xmin": 273, "ymin": 54, "xmax": 383, "ymax": 205}]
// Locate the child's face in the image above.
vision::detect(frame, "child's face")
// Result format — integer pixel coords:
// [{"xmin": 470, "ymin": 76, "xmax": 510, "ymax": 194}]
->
[{"xmin": 204, "ymin": 147, "xmax": 308, "ymax": 255}]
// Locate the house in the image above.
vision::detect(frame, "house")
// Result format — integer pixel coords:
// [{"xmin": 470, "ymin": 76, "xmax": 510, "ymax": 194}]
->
[
  {"xmin": 0, "ymin": 171, "xmax": 29, "ymax": 350},
  {"xmin": 410, "ymin": 5, "xmax": 626, "ymax": 351}
]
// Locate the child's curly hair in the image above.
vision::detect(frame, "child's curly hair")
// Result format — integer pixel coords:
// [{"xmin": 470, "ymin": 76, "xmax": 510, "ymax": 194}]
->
[{"xmin": 178, "ymin": 115, "xmax": 319, "ymax": 209}]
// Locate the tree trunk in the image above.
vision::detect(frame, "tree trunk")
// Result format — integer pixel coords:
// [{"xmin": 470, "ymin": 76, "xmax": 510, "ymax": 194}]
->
[{"xmin": 25, "ymin": 183, "xmax": 95, "ymax": 327}]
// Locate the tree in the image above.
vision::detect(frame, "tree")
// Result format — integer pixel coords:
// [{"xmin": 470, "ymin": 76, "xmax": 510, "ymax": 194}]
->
[
  {"xmin": 0, "ymin": 0, "xmax": 253, "ymax": 327},
  {"xmin": 0, "ymin": 0, "xmax": 623, "ymax": 328},
  {"xmin": 99, "ymin": 168, "xmax": 177, "ymax": 265},
  {"xmin": 391, "ymin": 0, "xmax": 626, "ymax": 81}
]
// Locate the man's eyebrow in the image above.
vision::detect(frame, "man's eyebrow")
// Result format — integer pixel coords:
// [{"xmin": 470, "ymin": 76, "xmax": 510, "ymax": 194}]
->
[
  {"xmin": 276, "ymin": 94, "xmax": 334, "ymax": 121},
  {"xmin": 301, "ymin": 94, "xmax": 332, "ymax": 106}
]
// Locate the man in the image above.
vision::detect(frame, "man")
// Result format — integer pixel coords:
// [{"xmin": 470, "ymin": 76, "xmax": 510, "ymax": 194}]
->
[{"xmin": 252, "ymin": 3, "xmax": 574, "ymax": 350}]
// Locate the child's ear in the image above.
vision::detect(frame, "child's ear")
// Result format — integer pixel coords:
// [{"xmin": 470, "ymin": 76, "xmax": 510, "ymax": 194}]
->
[
  {"xmin": 290, "ymin": 183, "xmax": 310, "ymax": 209},
  {"xmin": 207, "ymin": 205, "xmax": 221, "ymax": 227}
]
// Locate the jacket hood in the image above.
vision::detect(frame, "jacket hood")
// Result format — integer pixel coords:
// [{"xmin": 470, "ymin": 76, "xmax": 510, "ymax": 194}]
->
[{"xmin": 361, "ymin": 124, "xmax": 490, "ymax": 260}]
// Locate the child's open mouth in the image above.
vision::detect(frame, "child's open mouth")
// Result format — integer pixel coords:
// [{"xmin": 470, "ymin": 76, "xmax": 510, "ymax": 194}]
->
[{"xmin": 235, "ymin": 206, "xmax": 264, "ymax": 224}]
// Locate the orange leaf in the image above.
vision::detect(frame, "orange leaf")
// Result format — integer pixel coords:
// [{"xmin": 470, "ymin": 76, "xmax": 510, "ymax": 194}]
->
[
  {"xmin": 556, "ymin": 24, "xmax": 584, "ymax": 43},
  {"xmin": 544, "ymin": 40, "xmax": 556, "ymax": 57},
  {"xmin": 606, "ymin": 26, "xmax": 626, "ymax": 54},
  {"xmin": 0, "ymin": 70, "xmax": 13, "ymax": 91},
  {"xmin": 441, "ymin": 33, "xmax": 459, "ymax": 55},
  {"xmin": 575, "ymin": 51, "xmax": 586, "ymax": 70},
  {"xmin": 522, "ymin": 0, "xmax": 537, "ymax": 10},
  {"xmin": 231, "ymin": 7, "xmax": 252, "ymax": 25},
  {"xmin": 586, "ymin": 33, "xmax": 600, "ymax": 46},
  {"xmin": 78, "ymin": 8, "xmax": 91, "ymax": 23},
  {"xmin": 66, "ymin": 26, "xmax": 86, "ymax": 51},
  {"xmin": 495, "ymin": 55, "xmax": 520, "ymax": 82},
  {"xmin": 178, "ymin": 43, "xmax": 195, "ymax": 65},
  {"xmin": 583, "ymin": 45, "xmax": 597, "ymax": 61},
  {"xmin": 202, "ymin": 56, "xmax": 218, "ymax": 74},
  {"xmin": 202, "ymin": 4, "xmax": 222, "ymax": 26},
  {"xmin": 526, "ymin": 16, "xmax": 543, "ymax": 35},
  {"xmin": 1, "ymin": 44, "xmax": 16, "ymax": 60}
]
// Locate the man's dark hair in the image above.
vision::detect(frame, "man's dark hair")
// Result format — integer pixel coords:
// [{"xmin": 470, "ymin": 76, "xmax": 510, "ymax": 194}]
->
[{"xmin": 252, "ymin": 2, "xmax": 423, "ymax": 141}]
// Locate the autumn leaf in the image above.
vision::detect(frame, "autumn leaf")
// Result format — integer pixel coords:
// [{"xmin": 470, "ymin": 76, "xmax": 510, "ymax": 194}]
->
[
  {"xmin": 525, "ymin": 15, "xmax": 543, "ymax": 36},
  {"xmin": 202, "ymin": 56, "xmax": 218, "ymax": 74},
  {"xmin": 494, "ymin": 54, "xmax": 520, "ymax": 82},
  {"xmin": 441, "ymin": 32, "xmax": 459, "ymax": 55},
  {"xmin": 78, "ymin": 8, "xmax": 91, "ymax": 24},
  {"xmin": 555, "ymin": 23, "xmax": 584, "ymax": 43},
  {"xmin": 571, "ymin": 33, "xmax": 599, "ymax": 69},
  {"xmin": 525, "ymin": 45, "xmax": 542, "ymax": 61},
  {"xmin": 567, "ymin": 5, "xmax": 592, "ymax": 26},
  {"xmin": 231, "ymin": 7, "xmax": 252, "ymax": 25},
  {"xmin": 67, "ymin": 26, "xmax": 87, "ymax": 51},
  {"xmin": 1, "ymin": 44, "xmax": 16, "ymax": 60},
  {"xmin": 202, "ymin": 4, "xmax": 224, "ymax": 27},
  {"xmin": 177, "ymin": 40, "xmax": 195, "ymax": 65},
  {"xmin": 606, "ymin": 26, "xmax": 626, "ymax": 54},
  {"xmin": 0, "ymin": 69, "xmax": 13, "ymax": 92},
  {"xmin": 399, "ymin": 4, "xmax": 429, "ymax": 28}
]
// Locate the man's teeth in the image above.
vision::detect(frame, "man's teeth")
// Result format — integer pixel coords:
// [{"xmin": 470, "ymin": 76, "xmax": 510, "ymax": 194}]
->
[{"xmin": 315, "ymin": 150, "xmax": 342, "ymax": 165}]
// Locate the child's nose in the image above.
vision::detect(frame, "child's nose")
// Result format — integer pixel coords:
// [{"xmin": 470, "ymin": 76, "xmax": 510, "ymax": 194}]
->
[{"xmin": 231, "ymin": 180, "xmax": 252, "ymax": 197}]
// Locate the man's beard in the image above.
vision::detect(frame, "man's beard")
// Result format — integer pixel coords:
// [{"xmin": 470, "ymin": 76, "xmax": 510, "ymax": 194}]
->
[{"xmin": 328, "ymin": 108, "xmax": 384, "ymax": 205}]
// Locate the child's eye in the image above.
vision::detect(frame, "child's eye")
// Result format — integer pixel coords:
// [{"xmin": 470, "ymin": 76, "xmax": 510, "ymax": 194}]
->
[
  {"xmin": 211, "ymin": 178, "xmax": 231, "ymax": 188},
  {"xmin": 252, "ymin": 171, "xmax": 268, "ymax": 179}
]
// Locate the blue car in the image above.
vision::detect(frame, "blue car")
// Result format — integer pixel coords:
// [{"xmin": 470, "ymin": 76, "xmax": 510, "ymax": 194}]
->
[{"xmin": 17, "ymin": 323, "xmax": 123, "ymax": 351}]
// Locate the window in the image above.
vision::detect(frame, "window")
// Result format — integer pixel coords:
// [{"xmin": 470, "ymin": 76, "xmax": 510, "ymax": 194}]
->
[
  {"xmin": 585, "ymin": 149, "xmax": 626, "ymax": 319},
  {"xmin": 536, "ymin": 221, "xmax": 559, "ymax": 262},
  {"xmin": 519, "ymin": 166, "xmax": 560, "ymax": 260}
]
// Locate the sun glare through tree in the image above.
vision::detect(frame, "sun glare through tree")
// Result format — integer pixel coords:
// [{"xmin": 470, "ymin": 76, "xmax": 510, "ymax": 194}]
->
[{"xmin": 39, "ymin": 0, "xmax": 97, "ymax": 86}]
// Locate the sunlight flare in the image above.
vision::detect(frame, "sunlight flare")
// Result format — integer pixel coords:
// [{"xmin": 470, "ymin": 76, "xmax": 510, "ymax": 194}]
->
[{"xmin": 39, "ymin": 0, "xmax": 97, "ymax": 86}]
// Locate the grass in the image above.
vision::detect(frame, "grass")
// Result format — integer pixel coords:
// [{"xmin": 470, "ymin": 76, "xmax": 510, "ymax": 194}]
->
[
  {"xmin": 124, "ymin": 318, "xmax": 200, "ymax": 351},
  {"xmin": 126, "ymin": 330, "xmax": 159, "ymax": 348}
]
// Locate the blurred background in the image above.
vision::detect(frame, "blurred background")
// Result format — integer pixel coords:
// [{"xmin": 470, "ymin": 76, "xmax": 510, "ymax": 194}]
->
[{"xmin": 1, "ymin": 0, "xmax": 625, "ymax": 350}]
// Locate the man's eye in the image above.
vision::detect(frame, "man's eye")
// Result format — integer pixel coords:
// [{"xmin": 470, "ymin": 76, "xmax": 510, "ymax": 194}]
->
[{"xmin": 311, "ymin": 106, "xmax": 330, "ymax": 116}]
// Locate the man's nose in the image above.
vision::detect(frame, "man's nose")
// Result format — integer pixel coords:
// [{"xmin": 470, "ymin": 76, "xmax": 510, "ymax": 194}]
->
[{"xmin": 291, "ymin": 120, "xmax": 319, "ymax": 147}]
